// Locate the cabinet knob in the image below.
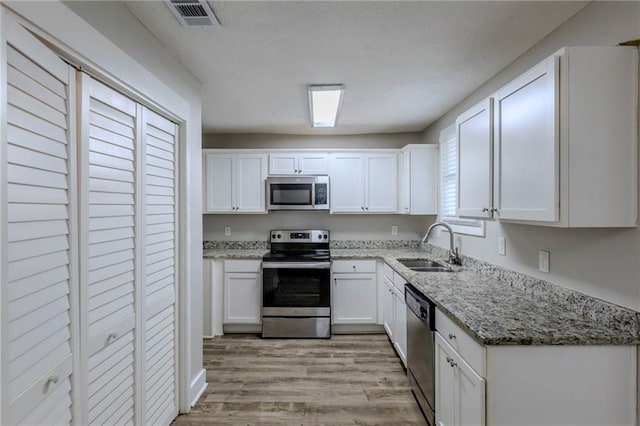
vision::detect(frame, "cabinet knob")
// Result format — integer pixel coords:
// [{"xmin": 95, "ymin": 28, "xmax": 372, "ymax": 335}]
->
[
  {"xmin": 482, "ymin": 207, "xmax": 489, "ymax": 212},
  {"xmin": 361, "ymin": 207, "xmax": 365, "ymax": 211},
  {"xmin": 490, "ymin": 208, "xmax": 498, "ymax": 213},
  {"xmin": 352, "ymin": 265, "xmax": 357, "ymax": 271},
  {"xmin": 449, "ymin": 359, "xmax": 457, "ymax": 368},
  {"xmin": 448, "ymin": 333, "xmax": 456, "ymax": 340},
  {"xmin": 365, "ymin": 207, "xmax": 369, "ymax": 211},
  {"xmin": 334, "ymin": 278, "xmax": 337, "ymax": 285},
  {"xmin": 107, "ymin": 332, "xmax": 118, "ymax": 343}
]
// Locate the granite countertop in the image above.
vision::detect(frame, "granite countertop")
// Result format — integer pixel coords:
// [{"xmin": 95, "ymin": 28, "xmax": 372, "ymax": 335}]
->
[
  {"xmin": 203, "ymin": 248, "xmax": 268, "ymax": 259},
  {"xmin": 332, "ymin": 248, "xmax": 640, "ymax": 346},
  {"xmin": 203, "ymin": 243, "xmax": 639, "ymax": 346}
]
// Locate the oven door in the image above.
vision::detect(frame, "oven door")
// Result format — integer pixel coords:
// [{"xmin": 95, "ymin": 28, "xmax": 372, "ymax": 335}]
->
[{"xmin": 262, "ymin": 262, "xmax": 330, "ymax": 316}]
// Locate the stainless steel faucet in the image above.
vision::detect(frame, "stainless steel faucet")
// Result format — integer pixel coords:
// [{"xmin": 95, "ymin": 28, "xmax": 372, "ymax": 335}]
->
[{"xmin": 421, "ymin": 222, "xmax": 461, "ymax": 265}]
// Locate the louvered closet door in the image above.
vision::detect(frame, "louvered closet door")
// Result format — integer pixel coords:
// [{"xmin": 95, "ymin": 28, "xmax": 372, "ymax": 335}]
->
[
  {"xmin": 3, "ymin": 17, "xmax": 77, "ymax": 426},
  {"xmin": 141, "ymin": 108, "xmax": 178, "ymax": 426},
  {"xmin": 78, "ymin": 74, "xmax": 138, "ymax": 426}
]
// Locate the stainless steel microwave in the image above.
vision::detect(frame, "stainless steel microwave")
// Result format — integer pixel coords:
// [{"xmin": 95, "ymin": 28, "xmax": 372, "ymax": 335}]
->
[{"xmin": 266, "ymin": 176, "xmax": 329, "ymax": 211}]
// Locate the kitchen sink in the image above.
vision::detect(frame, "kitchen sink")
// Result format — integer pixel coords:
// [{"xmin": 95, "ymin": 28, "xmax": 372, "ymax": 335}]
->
[{"xmin": 397, "ymin": 258, "xmax": 453, "ymax": 272}]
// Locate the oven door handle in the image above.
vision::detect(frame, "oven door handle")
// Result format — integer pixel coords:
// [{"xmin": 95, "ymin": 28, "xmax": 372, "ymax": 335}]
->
[{"xmin": 262, "ymin": 262, "xmax": 330, "ymax": 269}]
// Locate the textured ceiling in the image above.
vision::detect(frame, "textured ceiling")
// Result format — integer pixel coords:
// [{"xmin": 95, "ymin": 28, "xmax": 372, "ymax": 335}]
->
[{"xmin": 123, "ymin": 1, "xmax": 587, "ymax": 135}]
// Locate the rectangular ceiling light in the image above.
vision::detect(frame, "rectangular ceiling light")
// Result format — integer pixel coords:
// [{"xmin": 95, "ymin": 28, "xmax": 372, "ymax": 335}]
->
[{"xmin": 308, "ymin": 85, "xmax": 345, "ymax": 128}]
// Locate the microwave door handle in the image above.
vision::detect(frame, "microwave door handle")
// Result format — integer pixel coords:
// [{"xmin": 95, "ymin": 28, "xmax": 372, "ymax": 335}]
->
[{"xmin": 311, "ymin": 183, "xmax": 316, "ymax": 208}]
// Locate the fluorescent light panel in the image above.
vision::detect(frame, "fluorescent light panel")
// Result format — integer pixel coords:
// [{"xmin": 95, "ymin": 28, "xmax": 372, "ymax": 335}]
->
[{"xmin": 308, "ymin": 85, "xmax": 345, "ymax": 128}]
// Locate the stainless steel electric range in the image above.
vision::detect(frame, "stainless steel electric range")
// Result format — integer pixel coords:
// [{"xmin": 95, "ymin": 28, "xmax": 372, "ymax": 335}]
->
[{"xmin": 261, "ymin": 229, "xmax": 331, "ymax": 338}]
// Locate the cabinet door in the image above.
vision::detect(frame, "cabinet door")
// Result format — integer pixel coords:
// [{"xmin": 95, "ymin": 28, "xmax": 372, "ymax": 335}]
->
[
  {"xmin": 330, "ymin": 153, "xmax": 365, "ymax": 213},
  {"xmin": 332, "ymin": 274, "xmax": 377, "ymax": 324},
  {"xmin": 495, "ymin": 56, "xmax": 559, "ymax": 222},
  {"xmin": 3, "ymin": 20, "xmax": 77, "ymax": 425},
  {"xmin": 456, "ymin": 351, "xmax": 486, "ymax": 426},
  {"xmin": 235, "ymin": 154, "xmax": 266, "ymax": 212},
  {"xmin": 382, "ymin": 277, "xmax": 395, "ymax": 339},
  {"xmin": 400, "ymin": 150, "xmax": 411, "ymax": 214},
  {"xmin": 365, "ymin": 153, "xmax": 397, "ymax": 213},
  {"xmin": 269, "ymin": 153, "xmax": 297, "ymax": 175},
  {"xmin": 457, "ymin": 98, "xmax": 493, "ymax": 219},
  {"xmin": 223, "ymin": 273, "xmax": 261, "ymax": 324},
  {"xmin": 435, "ymin": 333, "xmax": 485, "ymax": 426},
  {"xmin": 436, "ymin": 334, "xmax": 456, "ymax": 426},
  {"xmin": 393, "ymin": 287, "xmax": 407, "ymax": 367},
  {"xmin": 204, "ymin": 153, "xmax": 234, "ymax": 212},
  {"xmin": 298, "ymin": 153, "xmax": 328, "ymax": 175}
]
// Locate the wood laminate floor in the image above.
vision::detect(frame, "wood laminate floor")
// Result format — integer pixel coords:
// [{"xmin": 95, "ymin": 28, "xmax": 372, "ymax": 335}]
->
[{"xmin": 173, "ymin": 334, "xmax": 427, "ymax": 425}]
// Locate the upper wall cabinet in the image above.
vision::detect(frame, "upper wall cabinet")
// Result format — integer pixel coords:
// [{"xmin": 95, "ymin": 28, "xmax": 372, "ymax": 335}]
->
[
  {"xmin": 456, "ymin": 98, "xmax": 494, "ymax": 219},
  {"xmin": 203, "ymin": 151, "xmax": 267, "ymax": 213},
  {"xmin": 269, "ymin": 152, "xmax": 329, "ymax": 175},
  {"xmin": 330, "ymin": 152, "xmax": 398, "ymax": 213},
  {"xmin": 400, "ymin": 144, "xmax": 439, "ymax": 215},
  {"xmin": 492, "ymin": 47, "xmax": 638, "ymax": 227}
]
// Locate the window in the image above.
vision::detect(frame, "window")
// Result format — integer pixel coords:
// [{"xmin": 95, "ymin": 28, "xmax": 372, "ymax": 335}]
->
[{"xmin": 439, "ymin": 124, "xmax": 485, "ymax": 237}]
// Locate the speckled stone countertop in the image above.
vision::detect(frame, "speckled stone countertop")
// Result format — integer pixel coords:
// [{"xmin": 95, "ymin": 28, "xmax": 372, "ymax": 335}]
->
[
  {"xmin": 332, "ymin": 248, "xmax": 640, "ymax": 346},
  {"xmin": 203, "ymin": 240, "xmax": 640, "ymax": 346}
]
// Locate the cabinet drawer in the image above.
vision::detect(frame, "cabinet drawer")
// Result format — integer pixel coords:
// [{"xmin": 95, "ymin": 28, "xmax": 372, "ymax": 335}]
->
[
  {"xmin": 332, "ymin": 259, "xmax": 376, "ymax": 274},
  {"xmin": 436, "ymin": 308, "xmax": 485, "ymax": 375},
  {"xmin": 224, "ymin": 259, "xmax": 262, "ymax": 273}
]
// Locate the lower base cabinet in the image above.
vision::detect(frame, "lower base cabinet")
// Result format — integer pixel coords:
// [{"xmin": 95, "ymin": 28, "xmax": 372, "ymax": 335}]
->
[
  {"xmin": 435, "ymin": 307, "xmax": 637, "ymax": 425},
  {"xmin": 435, "ymin": 332, "xmax": 485, "ymax": 426},
  {"xmin": 332, "ymin": 260, "xmax": 378, "ymax": 324},
  {"xmin": 223, "ymin": 260, "xmax": 262, "ymax": 325},
  {"xmin": 382, "ymin": 263, "xmax": 408, "ymax": 367}
]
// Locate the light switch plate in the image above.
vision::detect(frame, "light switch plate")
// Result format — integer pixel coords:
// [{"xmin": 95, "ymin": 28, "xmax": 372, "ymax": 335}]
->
[
  {"xmin": 391, "ymin": 225, "xmax": 398, "ymax": 236},
  {"xmin": 224, "ymin": 226, "xmax": 231, "ymax": 236},
  {"xmin": 538, "ymin": 250, "xmax": 550, "ymax": 273},
  {"xmin": 498, "ymin": 237, "xmax": 506, "ymax": 256}
]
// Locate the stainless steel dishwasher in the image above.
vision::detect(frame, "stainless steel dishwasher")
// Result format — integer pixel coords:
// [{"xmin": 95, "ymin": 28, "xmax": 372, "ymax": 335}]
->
[{"xmin": 405, "ymin": 283, "xmax": 436, "ymax": 426}]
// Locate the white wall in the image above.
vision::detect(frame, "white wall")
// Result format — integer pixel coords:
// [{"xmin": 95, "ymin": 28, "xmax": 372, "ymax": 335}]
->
[
  {"xmin": 7, "ymin": 0, "xmax": 206, "ymax": 409},
  {"xmin": 423, "ymin": 2, "xmax": 640, "ymax": 311},
  {"xmin": 204, "ymin": 212, "xmax": 433, "ymax": 241}
]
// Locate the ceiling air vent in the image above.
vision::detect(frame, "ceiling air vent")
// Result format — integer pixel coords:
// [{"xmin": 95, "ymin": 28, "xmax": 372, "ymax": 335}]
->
[{"xmin": 166, "ymin": 0, "xmax": 220, "ymax": 28}]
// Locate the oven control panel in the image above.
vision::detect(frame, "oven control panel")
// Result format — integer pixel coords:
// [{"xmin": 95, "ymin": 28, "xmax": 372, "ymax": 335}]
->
[{"xmin": 270, "ymin": 229, "xmax": 329, "ymax": 243}]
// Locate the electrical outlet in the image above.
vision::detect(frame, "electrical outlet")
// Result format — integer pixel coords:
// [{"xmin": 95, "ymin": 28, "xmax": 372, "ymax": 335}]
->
[
  {"xmin": 498, "ymin": 237, "xmax": 506, "ymax": 256},
  {"xmin": 224, "ymin": 226, "xmax": 231, "ymax": 236},
  {"xmin": 391, "ymin": 225, "xmax": 398, "ymax": 236},
  {"xmin": 538, "ymin": 250, "xmax": 550, "ymax": 273}
]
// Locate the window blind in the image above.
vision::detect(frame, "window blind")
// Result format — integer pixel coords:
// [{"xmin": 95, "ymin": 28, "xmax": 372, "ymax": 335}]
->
[{"xmin": 439, "ymin": 125, "xmax": 482, "ymax": 229}]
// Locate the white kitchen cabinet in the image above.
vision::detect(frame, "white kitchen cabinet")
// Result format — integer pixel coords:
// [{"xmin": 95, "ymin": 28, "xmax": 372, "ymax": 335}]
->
[
  {"xmin": 269, "ymin": 152, "xmax": 329, "ymax": 175},
  {"xmin": 223, "ymin": 260, "xmax": 262, "ymax": 324},
  {"xmin": 381, "ymin": 263, "xmax": 407, "ymax": 366},
  {"xmin": 332, "ymin": 260, "xmax": 378, "ymax": 324},
  {"xmin": 382, "ymin": 277, "xmax": 395, "ymax": 340},
  {"xmin": 493, "ymin": 47, "xmax": 637, "ymax": 227},
  {"xmin": 435, "ymin": 332, "xmax": 485, "ymax": 426},
  {"xmin": 399, "ymin": 144, "xmax": 439, "ymax": 215},
  {"xmin": 203, "ymin": 151, "xmax": 267, "ymax": 213},
  {"xmin": 330, "ymin": 152, "xmax": 397, "ymax": 213},
  {"xmin": 435, "ymin": 307, "xmax": 636, "ymax": 425},
  {"xmin": 456, "ymin": 98, "xmax": 494, "ymax": 219}
]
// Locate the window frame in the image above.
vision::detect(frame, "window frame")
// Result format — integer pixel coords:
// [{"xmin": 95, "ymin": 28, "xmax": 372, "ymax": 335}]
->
[{"xmin": 439, "ymin": 124, "xmax": 486, "ymax": 237}]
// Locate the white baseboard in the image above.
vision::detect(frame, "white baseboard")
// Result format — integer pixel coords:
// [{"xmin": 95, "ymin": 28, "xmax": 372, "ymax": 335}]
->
[
  {"xmin": 331, "ymin": 324, "xmax": 385, "ymax": 334},
  {"xmin": 189, "ymin": 368, "xmax": 207, "ymax": 407}
]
